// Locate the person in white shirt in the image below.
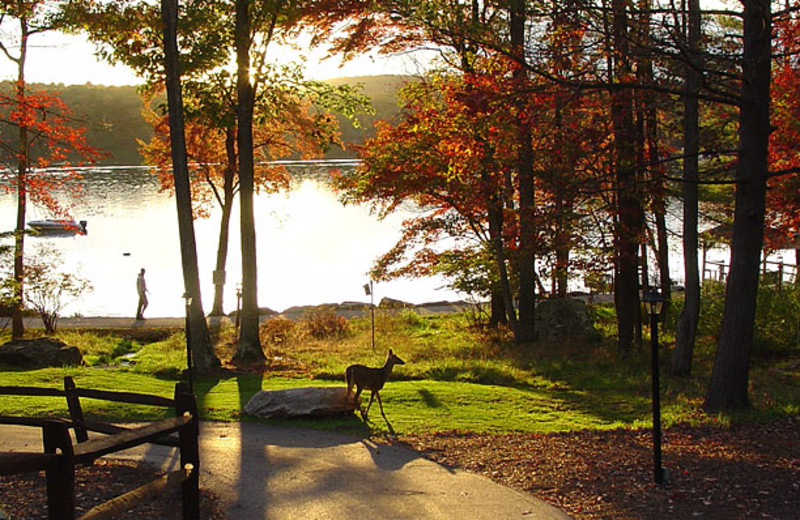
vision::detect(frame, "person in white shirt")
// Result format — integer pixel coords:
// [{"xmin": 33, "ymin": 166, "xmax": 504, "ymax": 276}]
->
[{"xmin": 136, "ymin": 268, "xmax": 149, "ymax": 320}]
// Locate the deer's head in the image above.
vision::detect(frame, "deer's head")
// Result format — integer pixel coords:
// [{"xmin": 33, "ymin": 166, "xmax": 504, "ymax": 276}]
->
[{"xmin": 388, "ymin": 349, "xmax": 406, "ymax": 366}]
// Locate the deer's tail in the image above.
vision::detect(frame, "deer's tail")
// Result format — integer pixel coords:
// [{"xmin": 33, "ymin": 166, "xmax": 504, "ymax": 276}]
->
[{"xmin": 344, "ymin": 365, "xmax": 354, "ymax": 400}]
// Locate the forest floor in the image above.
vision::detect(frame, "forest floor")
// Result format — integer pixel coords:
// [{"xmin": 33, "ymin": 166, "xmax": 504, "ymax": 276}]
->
[
  {"xmin": 2, "ymin": 418, "xmax": 797, "ymax": 519},
  {"xmin": 403, "ymin": 417, "xmax": 800, "ymax": 519}
]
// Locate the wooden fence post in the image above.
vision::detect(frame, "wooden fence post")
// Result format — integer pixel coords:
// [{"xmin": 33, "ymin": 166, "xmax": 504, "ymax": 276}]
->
[
  {"xmin": 63, "ymin": 377, "xmax": 88, "ymax": 443},
  {"xmin": 174, "ymin": 382, "xmax": 200, "ymax": 519},
  {"xmin": 42, "ymin": 420, "xmax": 75, "ymax": 520}
]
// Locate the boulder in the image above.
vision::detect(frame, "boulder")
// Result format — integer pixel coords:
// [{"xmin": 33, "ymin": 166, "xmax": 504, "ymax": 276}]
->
[
  {"xmin": 244, "ymin": 386, "xmax": 357, "ymax": 419},
  {"xmin": 535, "ymin": 298, "xmax": 598, "ymax": 342},
  {"xmin": 0, "ymin": 337, "xmax": 83, "ymax": 368}
]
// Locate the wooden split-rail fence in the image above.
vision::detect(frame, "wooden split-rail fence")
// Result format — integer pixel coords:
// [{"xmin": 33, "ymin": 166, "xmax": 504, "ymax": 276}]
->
[{"xmin": 0, "ymin": 377, "xmax": 200, "ymax": 519}]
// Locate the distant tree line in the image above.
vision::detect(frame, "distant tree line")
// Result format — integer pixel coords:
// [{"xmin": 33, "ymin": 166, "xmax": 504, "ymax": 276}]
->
[{"xmin": 1, "ymin": 76, "xmax": 406, "ymax": 165}]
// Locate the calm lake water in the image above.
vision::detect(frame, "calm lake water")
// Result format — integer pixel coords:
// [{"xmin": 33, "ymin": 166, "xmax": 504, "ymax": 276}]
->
[{"xmin": 1, "ymin": 163, "xmax": 463, "ymax": 318}]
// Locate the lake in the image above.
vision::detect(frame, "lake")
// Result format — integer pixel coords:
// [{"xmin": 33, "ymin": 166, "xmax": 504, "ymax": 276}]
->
[
  {"xmin": 0, "ymin": 163, "xmax": 464, "ymax": 318},
  {"xmin": 3, "ymin": 163, "xmax": 788, "ymax": 320}
]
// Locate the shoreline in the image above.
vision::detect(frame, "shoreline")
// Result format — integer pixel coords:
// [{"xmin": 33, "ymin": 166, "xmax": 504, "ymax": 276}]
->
[{"xmin": 14, "ymin": 300, "xmax": 474, "ymax": 329}]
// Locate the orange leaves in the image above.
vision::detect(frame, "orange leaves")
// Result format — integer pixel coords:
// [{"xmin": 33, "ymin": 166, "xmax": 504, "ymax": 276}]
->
[{"xmin": 0, "ymin": 87, "xmax": 101, "ymax": 213}]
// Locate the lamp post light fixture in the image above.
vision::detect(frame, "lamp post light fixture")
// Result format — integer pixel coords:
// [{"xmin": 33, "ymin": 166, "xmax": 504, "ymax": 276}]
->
[
  {"xmin": 643, "ymin": 288, "xmax": 666, "ymax": 484},
  {"xmin": 235, "ymin": 283, "xmax": 243, "ymax": 332},
  {"xmin": 182, "ymin": 292, "xmax": 194, "ymax": 393},
  {"xmin": 364, "ymin": 280, "xmax": 375, "ymax": 351}
]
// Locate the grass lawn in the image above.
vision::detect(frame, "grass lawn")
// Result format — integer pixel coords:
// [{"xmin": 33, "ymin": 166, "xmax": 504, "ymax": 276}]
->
[{"xmin": 1, "ymin": 310, "xmax": 798, "ymax": 435}]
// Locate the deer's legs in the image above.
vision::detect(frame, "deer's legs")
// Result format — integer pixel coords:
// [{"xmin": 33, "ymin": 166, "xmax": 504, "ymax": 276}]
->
[
  {"xmin": 375, "ymin": 391, "xmax": 387, "ymax": 419},
  {"xmin": 362, "ymin": 390, "xmax": 378, "ymax": 420}
]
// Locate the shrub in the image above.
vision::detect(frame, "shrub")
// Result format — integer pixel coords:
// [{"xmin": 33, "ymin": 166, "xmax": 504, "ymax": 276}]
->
[
  {"xmin": 24, "ymin": 245, "xmax": 92, "ymax": 333},
  {"xmin": 754, "ymin": 284, "xmax": 800, "ymax": 352},
  {"xmin": 698, "ymin": 280, "xmax": 800, "ymax": 353},
  {"xmin": 260, "ymin": 316, "xmax": 297, "ymax": 345},
  {"xmin": 303, "ymin": 308, "xmax": 350, "ymax": 339}
]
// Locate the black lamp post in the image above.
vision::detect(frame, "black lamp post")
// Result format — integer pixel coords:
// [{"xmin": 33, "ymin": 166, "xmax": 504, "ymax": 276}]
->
[{"xmin": 643, "ymin": 288, "xmax": 665, "ymax": 484}]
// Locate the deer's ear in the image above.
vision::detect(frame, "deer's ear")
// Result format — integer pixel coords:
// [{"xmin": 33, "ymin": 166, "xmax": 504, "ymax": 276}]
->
[{"xmin": 389, "ymin": 349, "xmax": 394, "ymax": 355}]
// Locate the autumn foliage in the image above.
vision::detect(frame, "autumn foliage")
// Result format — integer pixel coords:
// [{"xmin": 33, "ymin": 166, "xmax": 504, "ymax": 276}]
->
[
  {"xmin": 766, "ymin": 16, "xmax": 800, "ymax": 250},
  {"xmin": 337, "ymin": 57, "xmax": 612, "ymax": 297},
  {"xmin": 0, "ymin": 85, "xmax": 102, "ymax": 215}
]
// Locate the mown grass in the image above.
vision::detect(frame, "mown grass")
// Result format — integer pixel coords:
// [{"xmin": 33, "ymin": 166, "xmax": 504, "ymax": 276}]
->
[{"xmin": 1, "ymin": 308, "xmax": 798, "ymax": 435}]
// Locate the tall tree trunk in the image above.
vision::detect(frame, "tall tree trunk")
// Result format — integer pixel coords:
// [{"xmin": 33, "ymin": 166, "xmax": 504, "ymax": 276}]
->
[
  {"xmin": 511, "ymin": 0, "xmax": 536, "ymax": 343},
  {"xmin": 653, "ymin": 192, "xmax": 670, "ymax": 298},
  {"xmin": 644, "ymin": 48, "xmax": 671, "ymax": 306},
  {"xmin": 11, "ymin": 15, "xmax": 28, "ymax": 340},
  {"xmin": 489, "ymin": 284, "xmax": 507, "ymax": 327},
  {"xmin": 705, "ymin": 0, "xmax": 771, "ymax": 411},
  {"xmin": 554, "ymin": 201, "xmax": 570, "ymax": 298},
  {"xmin": 234, "ymin": 0, "xmax": 265, "ymax": 363},
  {"xmin": 672, "ymin": 0, "xmax": 702, "ymax": 376},
  {"xmin": 488, "ymin": 188, "xmax": 518, "ymax": 333},
  {"xmin": 161, "ymin": 0, "xmax": 219, "ymax": 372},
  {"xmin": 636, "ymin": 0, "xmax": 670, "ymax": 303},
  {"xmin": 210, "ymin": 128, "xmax": 237, "ymax": 317},
  {"xmin": 611, "ymin": 0, "xmax": 644, "ymax": 355}
]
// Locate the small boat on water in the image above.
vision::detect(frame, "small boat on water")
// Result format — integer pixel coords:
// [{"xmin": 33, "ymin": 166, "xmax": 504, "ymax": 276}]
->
[{"xmin": 27, "ymin": 219, "xmax": 87, "ymax": 236}]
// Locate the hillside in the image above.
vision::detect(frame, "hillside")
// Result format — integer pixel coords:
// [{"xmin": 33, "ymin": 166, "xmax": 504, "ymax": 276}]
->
[
  {"xmin": 1, "ymin": 76, "xmax": 409, "ymax": 165},
  {"xmin": 326, "ymin": 75, "xmax": 412, "ymax": 157}
]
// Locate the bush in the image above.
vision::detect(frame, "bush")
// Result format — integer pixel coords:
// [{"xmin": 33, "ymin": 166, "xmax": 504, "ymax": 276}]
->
[
  {"xmin": 303, "ymin": 308, "xmax": 350, "ymax": 339},
  {"xmin": 698, "ymin": 280, "xmax": 800, "ymax": 353},
  {"xmin": 260, "ymin": 316, "xmax": 297, "ymax": 345},
  {"xmin": 754, "ymin": 284, "xmax": 800, "ymax": 352}
]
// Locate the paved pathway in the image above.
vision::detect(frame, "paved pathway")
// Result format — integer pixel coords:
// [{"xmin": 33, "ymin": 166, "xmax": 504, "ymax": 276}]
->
[{"xmin": 1, "ymin": 421, "xmax": 570, "ymax": 519}]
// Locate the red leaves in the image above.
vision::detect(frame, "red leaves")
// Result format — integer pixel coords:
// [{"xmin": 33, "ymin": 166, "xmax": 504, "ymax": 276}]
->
[
  {"xmin": 766, "ymin": 17, "xmax": 800, "ymax": 249},
  {"xmin": 0, "ymin": 87, "xmax": 101, "ymax": 214}
]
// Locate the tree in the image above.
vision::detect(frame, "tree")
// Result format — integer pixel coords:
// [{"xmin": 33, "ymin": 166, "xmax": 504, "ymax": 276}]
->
[
  {"xmin": 671, "ymin": 0, "xmax": 703, "ymax": 377},
  {"xmin": 765, "ymin": 14, "xmax": 800, "ymax": 254},
  {"xmin": 232, "ymin": 0, "xmax": 263, "ymax": 362},
  {"xmin": 341, "ymin": 59, "xmax": 609, "ymax": 333},
  {"xmin": 510, "ymin": 0, "xmax": 536, "ymax": 343},
  {"xmin": 341, "ymin": 68, "xmax": 521, "ymax": 322},
  {"xmin": 231, "ymin": 0, "xmax": 369, "ymax": 362},
  {"xmin": 705, "ymin": 0, "xmax": 774, "ymax": 411},
  {"xmin": 161, "ymin": 0, "xmax": 220, "ymax": 372},
  {"xmin": 304, "ymin": 1, "xmax": 543, "ymax": 339},
  {"xmin": 1, "ymin": 0, "xmax": 100, "ymax": 338},
  {"xmin": 65, "ymin": 0, "xmax": 368, "ymax": 364},
  {"xmin": 139, "ymin": 66, "xmax": 355, "ymax": 316}
]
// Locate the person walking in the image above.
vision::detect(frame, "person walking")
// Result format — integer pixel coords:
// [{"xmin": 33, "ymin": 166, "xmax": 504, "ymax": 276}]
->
[{"xmin": 136, "ymin": 268, "xmax": 149, "ymax": 320}]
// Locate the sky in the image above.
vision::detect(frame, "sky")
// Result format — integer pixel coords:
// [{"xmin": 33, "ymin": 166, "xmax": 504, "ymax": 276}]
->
[{"xmin": 0, "ymin": 30, "xmax": 429, "ymax": 86}]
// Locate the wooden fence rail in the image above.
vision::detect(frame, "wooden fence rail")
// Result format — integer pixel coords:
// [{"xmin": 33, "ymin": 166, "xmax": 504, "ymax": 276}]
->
[{"xmin": 0, "ymin": 377, "xmax": 199, "ymax": 519}]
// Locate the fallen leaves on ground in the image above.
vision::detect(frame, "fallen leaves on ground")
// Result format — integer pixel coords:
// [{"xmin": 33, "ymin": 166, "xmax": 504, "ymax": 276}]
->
[
  {"xmin": 402, "ymin": 418, "xmax": 800, "ymax": 519},
  {"xmin": 3, "ymin": 419, "xmax": 797, "ymax": 519},
  {"xmin": 0, "ymin": 459, "xmax": 224, "ymax": 519}
]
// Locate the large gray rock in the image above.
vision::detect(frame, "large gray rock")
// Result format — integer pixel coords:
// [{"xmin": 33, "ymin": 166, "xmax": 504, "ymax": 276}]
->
[
  {"xmin": 0, "ymin": 337, "xmax": 83, "ymax": 368},
  {"xmin": 535, "ymin": 298, "xmax": 598, "ymax": 342},
  {"xmin": 244, "ymin": 386, "xmax": 357, "ymax": 419}
]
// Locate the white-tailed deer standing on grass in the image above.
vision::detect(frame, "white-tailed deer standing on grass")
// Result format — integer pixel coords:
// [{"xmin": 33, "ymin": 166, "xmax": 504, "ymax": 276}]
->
[{"xmin": 345, "ymin": 349, "xmax": 405, "ymax": 421}]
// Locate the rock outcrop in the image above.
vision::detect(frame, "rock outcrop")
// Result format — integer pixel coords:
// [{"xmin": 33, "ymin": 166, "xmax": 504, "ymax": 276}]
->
[
  {"xmin": 535, "ymin": 298, "xmax": 598, "ymax": 342},
  {"xmin": 0, "ymin": 337, "xmax": 83, "ymax": 368}
]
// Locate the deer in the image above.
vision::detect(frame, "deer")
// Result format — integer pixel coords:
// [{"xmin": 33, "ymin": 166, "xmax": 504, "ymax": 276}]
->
[{"xmin": 344, "ymin": 349, "xmax": 406, "ymax": 422}]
